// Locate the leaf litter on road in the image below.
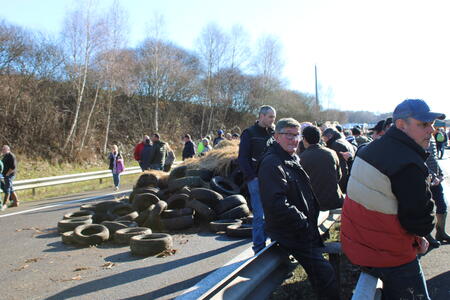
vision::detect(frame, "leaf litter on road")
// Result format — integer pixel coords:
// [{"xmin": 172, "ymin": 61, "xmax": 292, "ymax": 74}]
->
[{"xmin": 102, "ymin": 262, "xmax": 115, "ymax": 269}]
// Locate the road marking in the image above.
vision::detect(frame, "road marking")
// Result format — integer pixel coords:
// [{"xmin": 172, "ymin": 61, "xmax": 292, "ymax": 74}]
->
[{"xmin": 0, "ymin": 189, "xmax": 131, "ymax": 218}]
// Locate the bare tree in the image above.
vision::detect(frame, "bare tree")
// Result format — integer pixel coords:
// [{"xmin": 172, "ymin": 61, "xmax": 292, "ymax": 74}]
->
[
  {"xmin": 251, "ymin": 34, "xmax": 284, "ymax": 102},
  {"xmin": 196, "ymin": 23, "xmax": 229, "ymax": 137},
  {"xmin": 61, "ymin": 0, "xmax": 105, "ymax": 151}
]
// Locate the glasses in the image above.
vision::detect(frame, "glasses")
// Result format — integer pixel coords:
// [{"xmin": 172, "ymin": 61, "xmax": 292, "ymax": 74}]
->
[{"xmin": 279, "ymin": 132, "xmax": 301, "ymax": 140}]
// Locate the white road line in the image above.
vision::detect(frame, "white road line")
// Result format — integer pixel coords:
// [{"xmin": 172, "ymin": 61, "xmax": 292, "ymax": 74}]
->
[{"xmin": 0, "ymin": 189, "xmax": 131, "ymax": 218}]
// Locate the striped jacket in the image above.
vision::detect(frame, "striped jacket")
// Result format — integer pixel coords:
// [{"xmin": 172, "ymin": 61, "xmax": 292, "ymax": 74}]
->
[{"xmin": 341, "ymin": 126, "xmax": 434, "ymax": 267}]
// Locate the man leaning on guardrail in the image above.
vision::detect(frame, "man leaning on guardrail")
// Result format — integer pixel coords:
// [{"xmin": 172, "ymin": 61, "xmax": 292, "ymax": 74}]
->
[
  {"xmin": 341, "ymin": 99, "xmax": 446, "ymax": 300},
  {"xmin": 258, "ymin": 118, "xmax": 340, "ymax": 300}
]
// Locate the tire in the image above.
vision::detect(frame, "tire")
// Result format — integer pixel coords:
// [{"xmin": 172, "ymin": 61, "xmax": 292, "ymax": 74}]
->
[
  {"xmin": 190, "ymin": 188, "xmax": 223, "ymax": 208},
  {"xmin": 218, "ymin": 204, "xmax": 250, "ymax": 220},
  {"xmin": 93, "ymin": 211, "xmax": 114, "ymax": 223},
  {"xmin": 186, "ymin": 169, "xmax": 214, "ymax": 182},
  {"xmin": 114, "ymin": 227, "xmax": 152, "ymax": 245},
  {"xmin": 134, "ymin": 207, "xmax": 152, "ymax": 226},
  {"xmin": 63, "ymin": 210, "xmax": 94, "ymax": 220},
  {"xmin": 229, "ymin": 168, "xmax": 244, "ymax": 187},
  {"xmin": 214, "ymin": 194, "xmax": 247, "ymax": 215},
  {"xmin": 132, "ymin": 193, "xmax": 160, "ymax": 212},
  {"xmin": 166, "ymin": 193, "xmax": 189, "ymax": 209},
  {"xmin": 161, "ymin": 208, "xmax": 194, "ymax": 218},
  {"xmin": 129, "ymin": 187, "xmax": 159, "ymax": 204},
  {"xmin": 107, "ymin": 203, "xmax": 135, "ymax": 220},
  {"xmin": 161, "ymin": 215, "xmax": 194, "ymax": 231},
  {"xmin": 115, "ymin": 211, "xmax": 139, "ymax": 221},
  {"xmin": 92, "ymin": 200, "xmax": 122, "ymax": 213},
  {"xmin": 169, "ymin": 165, "xmax": 187, "ymax": 180},
  {"xmin": 101, "ymin": 220, "xmax": 138, "ymax": 236},
  {"xmin": 210, "ymin": 176, "xmax": 240, "ymax": 196},
  {"xmin": 156, "ymin": 188, "xmax": 171, "ymax": 201},
  {"xmin": 142, "ymin": 201, "xmax": 168, "ymax": 229},
  {"xmin": 130, "ymin": 233, "xmax": 173, "ymax": 256},
  {"xmin": 73, "ymin": 224, "xmax": 110, "ymax": 246},
  {"xmin": 186, "ymin": 199, "xmax": 216, "ymax": 221},
  {"xmin": 226, "ymin": 224, "xmax": 252, "ymax": 238},
  {"xmin": 209, "ymin": 219, "xmax": 242, "ymax": 232},
  {"xmin": 178, "ymin": 186, "xmax": 191, "ymax": 196},
  {"xmin": 58, "ymin": 218, "xmax": 93, "ymax": 233},
  {"xmin": 61, "ymin": 231, "xmax": 75, "ymax": 245},
  {"xmin": 241, "ymin": 216, "xmax": 253, "ymax": 224},
  {"xmin": 168, "ymin": 176, "xmax": 206, "ymax": 192}
]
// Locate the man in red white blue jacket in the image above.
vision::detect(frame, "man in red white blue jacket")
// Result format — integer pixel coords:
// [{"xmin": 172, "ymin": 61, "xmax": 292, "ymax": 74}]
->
[{"xmin": 341, "ymin": 99, "xmax": 445, "ymax": 300}]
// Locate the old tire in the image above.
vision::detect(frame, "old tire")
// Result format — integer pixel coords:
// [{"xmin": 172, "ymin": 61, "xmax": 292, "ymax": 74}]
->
[
  {"xmin": 178, "ymin": 186, "xmax": 191, "ymax": 196},
  {"xmin": 58, "ymin": 218, "xmax": 93, "ymax": 233},
  {"xmin": 186, "ymin": 199, "xmax": 216, "ymax": 221},
  {"xmin": 218, "ymin": 204, "xmax": 250, "ymax": 220},
  {"xmin": 63, "ymin": 210, "xmax": 94, "ymax": 220},
  {"xmin": 210, "ymin": 176, "xmax": 240, "ymax": 196},
  {"xmin": 129, "ymin": 187, "xmax": 159, "ymax": 204},
  {"xmin": 114, "ymin": 227, "xmax": 152, "ymax": 245},
  {"xmin": 166, "ymin": 193, "xmax": 189, "ymax": 209},
  {"xmin": 214, "ymin": 194, "xmax": 247, "ymax": 215},
  {"xmin": 186, "ymin": 169, "xmax": 214, "ymax": 182},
  {"xmin": 107, "ymin": 203, "xmax": 135, "ymax": 220},
  {"xmin": 101, "ymin": 220, "xmax": 138, "ymax": 236},
  {"xmin": 130, "ymin": 233, "xmax": 173, "ymax": 256},
  {"xmin": 91, "ymin": 200, "xmax": 122, "ymax": 213},
  {"xmin": 209, "ymin": 219, "xmax": 242, "ymax": 232},
  {"xmin": 168, "ymin": 176, "xmax": 206, "ymax": 192},
  {"xmin": 142, "ymin": 201, "xmax": 168, "ymax": 230},
  {"xmin": 226, "ymin": 224, "xmax": 253, "ymax": 238},
  {"xmin": 161, "ymin": 208, "xmax": 194, "ymax": 218},
  {"xmin": 190, "ymin": 188, "xmax": 223, "ymax": 208},
  {"xmin": 61, "ymin": 231, "xmax": 75, "ymax": 245},
  {"xmin": 115, "ymin": 211, "xmax": 139, "ymax": 221},
  {"xmin": 73, "ymin": 224, "xmax": 110, "ymax": 246},
  {"xmin": 169, "ymin": 165, "xmax": 187, "ymax": 180},
  {"xmin": 161, "ymin": 215, "xmax": 194, "ymax": 231},
  {"xmin": 156, "ymin": 188, "xmax": 171, "ymax": 201},
  {"xmin": 132, "ymin": 193, "xmax": 160, "ymax": 212}
]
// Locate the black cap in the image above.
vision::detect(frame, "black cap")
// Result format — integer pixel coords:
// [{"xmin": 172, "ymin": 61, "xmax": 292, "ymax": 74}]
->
[{"xmin": 369, "ymin": 120, "xmax": 385, "ymax": 133}]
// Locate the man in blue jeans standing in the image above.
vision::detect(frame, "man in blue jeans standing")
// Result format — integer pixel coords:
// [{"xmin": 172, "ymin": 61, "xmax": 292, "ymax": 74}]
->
[{"xmin": 238, "ymin": 105, "xmax": 276, "ymax": 254}]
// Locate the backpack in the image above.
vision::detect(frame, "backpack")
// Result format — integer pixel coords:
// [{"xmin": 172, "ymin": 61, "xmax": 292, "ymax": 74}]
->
[{"xmin": 436, "ymin": 132, "xmax": 445, "ymax": 143}]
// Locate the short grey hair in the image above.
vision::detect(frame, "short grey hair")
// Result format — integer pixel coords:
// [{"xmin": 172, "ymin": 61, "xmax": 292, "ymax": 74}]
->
[
  {"xmin": 259, "ymin": 105, "xmax": 275, "ymax": 116},
  {"xmin": 275, "ymin": 118, "xmax": 301, "ymax": 133}
]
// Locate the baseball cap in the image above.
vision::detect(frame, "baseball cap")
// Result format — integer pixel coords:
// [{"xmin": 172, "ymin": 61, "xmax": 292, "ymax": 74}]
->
[
  {"xmin": 369, "ymin": 120, "xmax": 385, "ymax": 133},
  {"xmin": 393, "ymin": 99, "xmax": 445, "ymax": 122},
  {"xmin": 217, "ymin": 129, "xmax": 224, "ymax": 135}
]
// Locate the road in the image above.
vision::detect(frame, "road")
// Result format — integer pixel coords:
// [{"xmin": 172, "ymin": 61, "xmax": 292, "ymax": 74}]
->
[
  {"xmin": 0, "ymin": 185, "xmax": 252, "ymax": 300},
  {"xmin": 0, "ymin": 150, "xmax": 449, "ymax": 300}
]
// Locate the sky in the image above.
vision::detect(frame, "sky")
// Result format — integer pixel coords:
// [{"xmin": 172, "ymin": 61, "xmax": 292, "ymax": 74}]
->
[{"xmin": 1, "ymin": 0, "xmax": 449, "ymax": 118}]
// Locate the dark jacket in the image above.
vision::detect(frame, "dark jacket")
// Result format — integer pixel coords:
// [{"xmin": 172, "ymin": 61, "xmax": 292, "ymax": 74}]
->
[
  {"xmin": 108, "ymin": 151, "xmax": 123, "ymax": 170},
  {"xmin": 2, "ymin": 152, "xmax": 16, "ymax": 176},
  {"xmin": 150, "ymin": 140, "xmax": 166, "ymax": 168},
  {"xmin": 258, "ymin": 142, "xmax": 322, "ymax": 249},
  {"xmin": 182, "ymin": 140, "xmax": 195, "ymax": 160},
  {"xmin": 238, "ymin": 121, "xmax": 274, "ymax": 181},
  {"xmin": 140, "ymin": 144, "xmax": 154, "ymax": 170},
  {"xmin": 426, "ymin": 140, "xmax": 442, "ymax": 180},
  {"xmin": 300, "ymin": 144, "xmax": 344, "ymax": 211},
  {"xmin": 213, "ymin": 136, "xmax": 224, "ymax": 146},
  {"xmin": 326, "ymin": 135, "xmax": 355, "ymax": 193},
  {"xmin": 341, "ymin": 126, "xmax": 435, "ymax": 267}
]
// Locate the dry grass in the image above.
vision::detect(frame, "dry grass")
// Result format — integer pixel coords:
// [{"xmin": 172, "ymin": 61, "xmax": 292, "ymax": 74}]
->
[{"xmin": 182, "ymin": 139, "xmax": 239, "ymax": 177}]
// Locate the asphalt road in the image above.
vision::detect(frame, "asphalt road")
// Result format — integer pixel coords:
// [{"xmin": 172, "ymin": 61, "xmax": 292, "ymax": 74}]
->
[
  {"xmin": 0, "ymin": 185, "xmax": 252, "ymax": 300},
  {"xmin": 0, "ymin": 150, "xmax": 449, "ymax": 300}
]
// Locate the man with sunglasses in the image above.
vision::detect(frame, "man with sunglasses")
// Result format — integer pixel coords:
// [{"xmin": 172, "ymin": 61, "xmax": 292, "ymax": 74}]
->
[{"xmin": 258, "ymin": 118, "xmax": 339, "ymax": 300}]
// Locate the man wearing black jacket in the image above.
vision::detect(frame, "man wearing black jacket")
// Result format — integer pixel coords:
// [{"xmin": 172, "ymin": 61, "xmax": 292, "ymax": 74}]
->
[
  {"xmin": 1, "ymin": 145, "xmax": 18, "ymax": 210},
  {"xmin": 238, "ymin": 105, "xmax": 275, "ymax": 253},
  {"xmin": 258, "ymin": 118, "xmax": 339, "ymax": 300}
]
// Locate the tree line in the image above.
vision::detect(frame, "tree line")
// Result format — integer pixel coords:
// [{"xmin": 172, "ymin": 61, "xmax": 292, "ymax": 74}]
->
[{"xmin": 0, "ymin": 1, "xmax": 382, "ymax": 162}]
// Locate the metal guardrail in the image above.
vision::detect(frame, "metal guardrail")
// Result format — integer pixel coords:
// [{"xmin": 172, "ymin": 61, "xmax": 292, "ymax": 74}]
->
[
  {"xmin": 14, "ymin": 166, "xmax": 142, "ymax": 195},
  {"xmin": 177, "ymin": 210, "xmax": 341, "ymax": 300},
  {"xmin": 352, "ymin": 272, "xmax": 383, "ymax": 300}
]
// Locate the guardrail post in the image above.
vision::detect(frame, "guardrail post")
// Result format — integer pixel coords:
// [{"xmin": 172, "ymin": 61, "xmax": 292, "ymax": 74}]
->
[
  {"xmin": 32, "ymin": 188, "xmax": 36, "ymax": 196},
  {"xmin": 99, "ymin": 178, "xmax": 103, "ymax": 185}
]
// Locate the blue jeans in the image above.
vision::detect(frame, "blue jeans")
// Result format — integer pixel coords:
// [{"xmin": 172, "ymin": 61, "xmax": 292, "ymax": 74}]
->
[
  {"xmin": 112, "ymin": 172, "xmax": 120, "ymax": 188},
  {"xmin": 1, "ymin": 175, "xmax": 15, "ymax": 194},
  {"xmin": 364, "ymin": 258, "xmax": 430, "ymax": 300},
  {"xmin": 248, "ymin": 178, "xmax": 267, "ymax": 253},
  {"xmin": 286, "ymin": 246, "xmax": 340, "ymax": 300},
  {"xmin": 150, "ymin": 164, "xmax": 162, "ymax": 171}
]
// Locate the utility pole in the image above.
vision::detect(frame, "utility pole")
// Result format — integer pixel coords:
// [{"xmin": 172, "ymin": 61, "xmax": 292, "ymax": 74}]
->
[{"xmin": 315, "ymin": 64, "xmax": 319, "ymax": 108}]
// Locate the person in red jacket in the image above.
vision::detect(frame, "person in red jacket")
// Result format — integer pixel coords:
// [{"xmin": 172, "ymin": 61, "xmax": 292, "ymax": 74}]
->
[
  {"xmin": 341, "ymin": 99, "xmax": 445, "ymax": 300},
  {"xmin": 134, "ymin": 135, "xmax": 149, "ymax": 171}
]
